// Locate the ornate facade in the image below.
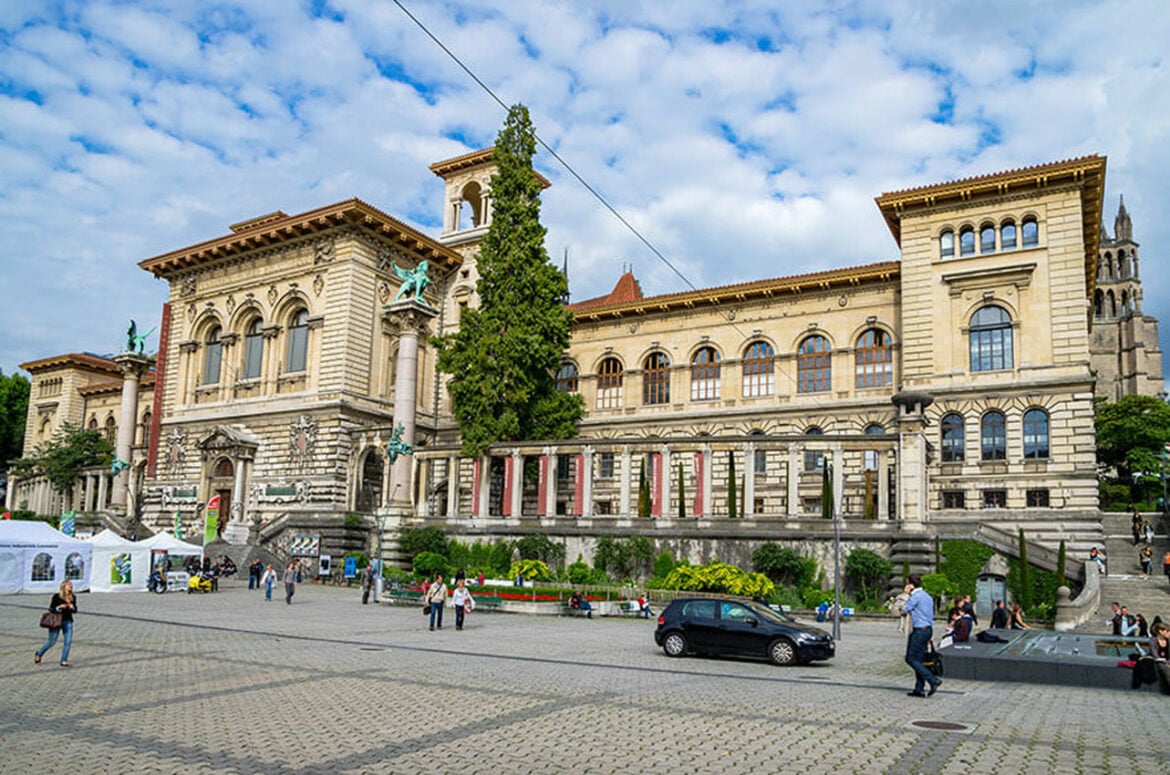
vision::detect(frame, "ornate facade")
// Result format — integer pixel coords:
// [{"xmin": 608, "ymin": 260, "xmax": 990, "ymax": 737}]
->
[{"xmin": 10, "ymin": 152, "xmax": 1164, "ymax": 573}]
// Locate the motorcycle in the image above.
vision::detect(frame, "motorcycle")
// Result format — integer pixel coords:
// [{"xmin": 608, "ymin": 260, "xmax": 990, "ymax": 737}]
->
[{"xmin": 148, "ymin": 570, "xmax": 168, "ymax": 594}]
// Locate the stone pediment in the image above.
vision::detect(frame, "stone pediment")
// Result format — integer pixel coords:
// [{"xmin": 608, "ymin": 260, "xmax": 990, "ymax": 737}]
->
[{"xmin": 197, "ymin": 425, "xmax": 261, "ymax": 460}]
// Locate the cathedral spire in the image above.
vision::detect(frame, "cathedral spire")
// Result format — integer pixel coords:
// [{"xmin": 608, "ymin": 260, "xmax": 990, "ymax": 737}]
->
[{"xmin": 1114, "ymin": 195, "xmax": 1133, "ymax": 242}]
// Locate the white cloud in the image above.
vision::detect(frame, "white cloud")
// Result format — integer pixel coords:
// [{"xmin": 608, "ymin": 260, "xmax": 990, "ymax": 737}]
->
[{"xmin": 1, "ymin": 0, "xmax": 1169, "ymax": 385}]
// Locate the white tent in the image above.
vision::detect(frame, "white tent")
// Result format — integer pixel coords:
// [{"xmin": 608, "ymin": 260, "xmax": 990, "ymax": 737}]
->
[
  {"xmin": 88, "ymin": 529, "xmax": 152, "ymax": 593},
  {"xmin": 139, "ymin": 532, "xmax": 203, "ymax": 558},
  {"xmin": 0, "ymin": 520, "xmax": 92, "ymax": 594}
]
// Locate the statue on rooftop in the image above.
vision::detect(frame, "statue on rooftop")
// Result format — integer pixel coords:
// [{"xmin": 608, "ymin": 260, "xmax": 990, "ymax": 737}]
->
[
  {"xmin": 390, "ymin": 260, "xmax": 432, "ymax": 304},
  {"xmin": 125, "ymin": 320, "xmax": 156, "ymax": 355}
]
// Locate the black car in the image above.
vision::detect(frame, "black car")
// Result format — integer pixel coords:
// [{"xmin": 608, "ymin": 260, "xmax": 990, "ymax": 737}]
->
[{"xmin": 654, "ymin": 597, "xmax": 834, "ymax": 666}]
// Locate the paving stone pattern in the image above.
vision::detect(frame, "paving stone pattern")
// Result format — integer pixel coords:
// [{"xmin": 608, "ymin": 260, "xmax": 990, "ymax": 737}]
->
[{"xmin": 3, "ymin": 581, "xmax": 1168, "ymax": 774}]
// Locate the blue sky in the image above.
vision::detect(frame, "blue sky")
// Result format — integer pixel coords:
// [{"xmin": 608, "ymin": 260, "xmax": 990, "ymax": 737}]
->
[{"xmin": 2, "ymin": 1, "xmax": 1169, "ymax": 377}]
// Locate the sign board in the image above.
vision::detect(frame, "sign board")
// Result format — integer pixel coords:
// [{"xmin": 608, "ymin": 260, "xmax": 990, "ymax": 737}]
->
[
  {"xmin": 318, "ymin": 554, "xmax": 331, "ymax": 577},
  {"xmin": 344, "ymin": 556, "xmax": 357, "ymax": 579},
  {"xmin": 289, "ymin": 533, "xmax": 320, "ymax": 556},
  {"xmin": 204, "ymin": 494, "xmax": 220, "ymax": 545}
]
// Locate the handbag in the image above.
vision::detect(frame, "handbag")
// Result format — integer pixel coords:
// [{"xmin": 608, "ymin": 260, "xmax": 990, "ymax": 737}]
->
[
  {"xmin": 40, "ymin": 611, "xmax": 62, "ymax": 629},
  {"xmin": 923, "ymin": 641, "xmax": 944, "ymax": 677},
  {"xmin": 422, "ymin": 603, "xmax": 431, "ymax": 615}
]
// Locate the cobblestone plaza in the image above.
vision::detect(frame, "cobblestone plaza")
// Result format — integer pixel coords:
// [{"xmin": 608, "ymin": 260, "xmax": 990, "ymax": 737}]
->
[{"xmin": 3, "ymin": 583, "xmax": 1168, "ymax": 774}]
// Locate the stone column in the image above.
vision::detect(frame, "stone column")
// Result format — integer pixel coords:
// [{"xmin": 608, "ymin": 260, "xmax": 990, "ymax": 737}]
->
[
  {"xmin": 787, "ymin": 446, "xmax": 801, "ymax": 517},
  {"xmin": 112, "ymin": 353, "xmax": 151, "ymax": 509},
  {"xmin": 878, "ymin": 451, "xmax": 891, "ymax": 521},
  {"xmin": 544, "ymin": 447, "xmax": 558, "ymax": 517},
  {"xmin": 620, "ymin": 447, "xmax": 632, "ymax": 517},
  {"xmin": 892, "ymin": 391, "xmax": 933, "ymax": 531},
  {"xmin": 222, "ymin": 455, "xmax": 251, "ymax": 545},
  {"xmin": 510, "ymin": 450, "xmax": 523, "ymax": 518},
  {"xmin": 744, "ymin": 443, "xmax": 756, "ymax": 518},
  {"xmin": 447, "ymin": 455, "xmax": 459, "ymax": 518},
  {"xmin": 383, "ymin": 300, "xmax": 439, "ymax": 515},
  {"xmin": 581, "ymin": 447, "xmax": 594, "ymax": 518}
]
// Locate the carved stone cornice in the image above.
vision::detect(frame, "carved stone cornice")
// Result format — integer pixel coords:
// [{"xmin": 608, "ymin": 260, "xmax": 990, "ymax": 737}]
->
[{"xmin": 178, "ymin": 340, "xmax": 200, "ymax": 354}]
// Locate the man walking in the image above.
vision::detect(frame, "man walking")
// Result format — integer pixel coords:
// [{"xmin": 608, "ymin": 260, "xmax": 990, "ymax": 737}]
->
[
  {"xmin": 283, "ymin": 561, "xmax": 299, "ymax": 605},
  {"xmin": 360, "ymin": 564, "xmax": 374, "ymax": 605},
  {"xmin": 903, "ymin": 574, "xmax": 941, "ymax": 698}
]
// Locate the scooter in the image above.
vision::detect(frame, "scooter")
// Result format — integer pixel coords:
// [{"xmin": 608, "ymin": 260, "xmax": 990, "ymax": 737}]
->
[
  {"xmin": 148, "ymin": 570, "xmax": 168, "ymax": 594},
  {"xmin": 187, "ymin": 572, "xmax": 213, "ymax": 594}
]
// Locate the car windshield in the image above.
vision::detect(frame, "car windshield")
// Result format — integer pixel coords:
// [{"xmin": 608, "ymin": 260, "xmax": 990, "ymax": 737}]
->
[{"xmin": 746, "ymin": 602, "xmax": 794, "ymax": 624}]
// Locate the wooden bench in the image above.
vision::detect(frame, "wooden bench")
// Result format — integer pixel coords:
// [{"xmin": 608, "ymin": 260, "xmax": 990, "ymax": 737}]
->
[
  {"xmin": 472, "ymin": 596, "xmax": 505, "ymax": 612},
  {"xmin": 561, "ymin": 602, "xmax": 593, "ymax": 617},
  {"xmin": 616, "ymin": 600, "xmax": 642, "ymax": 616},
  {"xmin": 384, "ymin": 589, "xmax": 424, "ymax": 606}
]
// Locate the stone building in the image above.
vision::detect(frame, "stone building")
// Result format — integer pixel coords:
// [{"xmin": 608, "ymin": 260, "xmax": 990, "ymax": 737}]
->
[{"xmin": 9, "ymin": 152, "xmax": 1164, "ymax": 579}]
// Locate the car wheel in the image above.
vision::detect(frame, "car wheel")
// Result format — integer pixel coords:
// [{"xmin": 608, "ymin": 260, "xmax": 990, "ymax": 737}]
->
[
  {"xmin": 662, "ymin": 632, "xmax": 688, "ymax": 657},
  {"xmin": 768, "ymin": 637, "xmax": 797, "ymax": 666}
]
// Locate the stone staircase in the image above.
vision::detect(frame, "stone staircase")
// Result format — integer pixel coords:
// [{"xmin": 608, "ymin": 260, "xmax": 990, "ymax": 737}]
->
[{"xmin": 1078, "ymin": 510, "xmax": 1170, "ymax": 630}]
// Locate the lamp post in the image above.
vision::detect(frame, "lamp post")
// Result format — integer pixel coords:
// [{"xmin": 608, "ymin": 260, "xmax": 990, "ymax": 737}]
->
[{"xmin": 374, "ymin": 482, "xmax": 401, "ymax": 603}]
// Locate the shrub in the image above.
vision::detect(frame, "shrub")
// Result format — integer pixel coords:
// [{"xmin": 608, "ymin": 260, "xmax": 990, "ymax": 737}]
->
[
  {"xmin": 845, "ymin": 548, "xmax": 892, "ymax": 600},
  {"xmin": 516, "ymin": 534, "xmax": 566, "ymax": 568},
  {"xmin": 653, "ymin": 550, "xmax": 676, "ymax": 579},
  {"xmin": 801, "ymin": 585, "xmax": 830, "ymax": 609},
  {"xmin": 938, "ymin": 540, "xmax": 995, "ymax": 596},
  {"xmin": 399, "ymin": 527, "xmax": 448, "ymax": 560},
  {"xmin": 509, "ymin": 559, "xmax": 554, "ymax": 582},
  {"xmin": 382, "ymin": 565, "xmax": 414, "ymax": 584},
  {"xmin": 752, "ymin": 543, "xmax": 817, "ymax": 588},
  {"xmin": 412, "ymin": 551, "xmax": 449, "ymax": 577},
  {"xmin": 660, "ymin": 561, "xmax": 774, "ymax": 599},
  {"xmin": 565, "ymin": 555, "xmax": 594, "ymax": 586},
  {"xmin": 343, "ymin": 513, "xmax": 363, "ymax": 528},
  {"xmin": 921, "ymin": 572, "xmax": 956, "ymax": 601}
]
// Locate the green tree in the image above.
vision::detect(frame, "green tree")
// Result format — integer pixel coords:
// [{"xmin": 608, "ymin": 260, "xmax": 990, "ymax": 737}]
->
[
  {"xmin": 752, "ymin": 543, "xmax": 817, "ymax": 588},
  {"xmin": 12, "ymin": 422, "xmax": 112, "ymax": 498},
  {"xmin": 516, "ymin": 534, "xmax": 565, "ymax": 568},
  {"xmin": 1056, "ymin": 539, "xmax": 1067, "ymax": 584},
  {"xmin": 398, "ymin": 527, "xmax": 448, "ymax": 560},
  {"xmin": 1017, "ymin": 529, "xmax": 1033, "ymax": 609},
  {"xmin": 845, "ymin": 548, "xmax": 892, "ymax": 601},
  {"xmin": 1095, "ymin": 395, "xmax": 1170, "ymax": 481},
  {"xmin": 0, "ymin": 369, "xmax": 30, "ymax": 465},
  {"xmin": 433, "ymin": 104, "xmax": 583, "ymax": 457}
]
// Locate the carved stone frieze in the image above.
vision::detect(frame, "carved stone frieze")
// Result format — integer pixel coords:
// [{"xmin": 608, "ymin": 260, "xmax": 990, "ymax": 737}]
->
[
  {"xmin": 378, "ymin": 281, "xmax": 391, "ymax": 304},
  {"xmin": 180, "ymin": 277, "xmax": 197, "ymax": 297},
  {"xmin": 289, "ymin": 414, "xmax": 319, "ymax": 471},
  {"xmin": 250, "ymin": 480, "xmax": 312, "ymax": 505},
  {"xmin": 314, "ymin": 237, "xmax": 335, "ymax": 264},
  {"xmin": 159, "ymin": 483, "xmax": 199, "ymax": 509},
  {"xmin": 313, "ymin": 273, "xmax": 325, "ymax": 297},
  {"xmin": 226, "ymin": 294, "xmax": 236, "ymax": 314},
  {"xmin": 165, "ymin": 428, "xmax": 189, "ymax": 474},
  {"xmin": 267, "ymin": 285, "xmax": 278, "ymax": 305}
]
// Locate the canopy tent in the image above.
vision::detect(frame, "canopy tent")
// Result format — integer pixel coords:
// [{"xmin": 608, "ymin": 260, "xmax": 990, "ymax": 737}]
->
[
  {"xmin": 0, "ymin": 520, "xmax": 92, "ymax": 594},
  {"xmin": 139, "ymin": 532, "xmax": 203, "ymax": 557},
  {"xmin": 88, "ymin": 530, "xmax": 152, "ymax": 593}
]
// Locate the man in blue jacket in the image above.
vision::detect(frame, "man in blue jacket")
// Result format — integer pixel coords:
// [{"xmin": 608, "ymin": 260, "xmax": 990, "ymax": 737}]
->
[{"xmin": 903, "ymin": 574, "xmax": 941, "ymax": 697}]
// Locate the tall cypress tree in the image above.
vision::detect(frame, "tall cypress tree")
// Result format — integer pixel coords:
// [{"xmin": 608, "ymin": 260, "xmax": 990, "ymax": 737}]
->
[{"xmin": 434, "ymin": 104, "xmax": 584, "ymax": 457}]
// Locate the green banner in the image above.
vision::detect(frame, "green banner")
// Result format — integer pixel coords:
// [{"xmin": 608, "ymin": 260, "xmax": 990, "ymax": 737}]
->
[{"xmin": 204, "ymin": 495, "xmax": 220, "ymax": 544}]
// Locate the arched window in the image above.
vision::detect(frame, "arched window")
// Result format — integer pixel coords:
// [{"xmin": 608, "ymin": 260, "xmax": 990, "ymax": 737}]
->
[
  {"xmin": 959, "ymin": 226, "xmax": 975, "ymax": 256},
  {"xmin": 969, "ymin": 306, "xmax": 1013, "ymax": 372},
  {"xmin": 555, "ymin": 362, "xmax": 579, "ymax": 393},
  {"xmin": 65, "ymin": 552, "xmax": 85, "ymax": 580},
  {"xmin": 1107, "ymin": 290, "xmax": 1117, "ymax": 317},
  {"xmin": 981, "ymin": 411, "xmax": 1007, "ymax": 461},
  {"xmin": 1094, "ymin": 289, "xmax": 1104, "ymax": 318},
  {"xmin": 980, "ymin": 223, "xmax": 996, "ymax": 254},
  {"xmin": 1021, "ymin": 217, "xmax": 1039, "ymax": 248},
  {"xmin": 855, "ymin": 329, "xmax": 892, "ymax": 388},
  {"xmin": 243, "ymin": 318, "xmax": 264, "ymax": 380},
  {"xmin": 104, "ymin": 416, "xmax": 116, "ymax": 444},
  {"xmin": 141, "ymin": 411, "xmax": 152, "ymax": 448},
  {"xmin": 88, "ymin": 417, "xmax": 98, "ymax": 431},
  {"xmin": 804, "ymin": 426, "xmax": 824, "ymax": 472},
  {"xmin": 690, "ymin": 346, "xmax": 720, "ymax": 401},
  {"xmin": 286, "ymin": 309, "xmax": 309, "ymax": 373},
  {"xmin": 203, "ymin": 325, "xmax": 222, "ymax": 385},
  {"xmin": 797, "ymin": 335, "xmax": 831, "ymax": 393},
  {"xmin": 596, "ymin": 357, "xmax": 623, "ymax": 410},
  {"xmin": 1023, "ymin": 408, "xmax": 1049, "ymax": 459},
  {"xmin": 31, "ymin": 552, "xmax": 54, "ymax": 581},
  {"xmin": 742, "ymin": 341, "xmax": 774, "ymax": 397},
  {"xmin": 940, "ymin": 413, "xmax": 965, "ymax": 462},
  {"xmin": 1001, "ymin": 221, "xmax": 1017, "ymax": 251},
  {"xmin": 863, "ymin": 423, "xmax": 884, "ymax": 470},
  {"xmin": 642, "ymin": 352, "xmax": 671, "ymax": 405},
  {"xmin": 1119, "ymin": 249, "xmax": 1131, "ymax": 279},
  {"xmin": 939, "ymin": 229, "xmax": 955, "ymax": 259}
]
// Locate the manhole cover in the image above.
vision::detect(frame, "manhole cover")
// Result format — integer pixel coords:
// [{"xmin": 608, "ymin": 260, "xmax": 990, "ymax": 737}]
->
[{"xmin": 909, "ymin": 720, "xmax": 974, "ymax": 733}]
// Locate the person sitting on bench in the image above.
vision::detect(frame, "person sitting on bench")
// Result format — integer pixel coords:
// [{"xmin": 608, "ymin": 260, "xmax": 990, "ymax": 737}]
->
[{"xmin": 568, "ymin": 591, "xmax": 593, "ymax": 618}]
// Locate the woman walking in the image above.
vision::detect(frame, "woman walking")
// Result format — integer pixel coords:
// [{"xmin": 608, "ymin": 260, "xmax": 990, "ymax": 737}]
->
[
  {"xmin": 425, "ymin": 573, "xmax": 448, "ymax": 631},
  {"xmin": 262, "ymin": 564, "xmax": 277, "ymax": 602},
  {"xmin": 36, "ymin": 580, "xmax": 77, "ymax": 667},
  {"xmin": 451, "ymin": 579, "xmax": 474, "ymax": 631}
]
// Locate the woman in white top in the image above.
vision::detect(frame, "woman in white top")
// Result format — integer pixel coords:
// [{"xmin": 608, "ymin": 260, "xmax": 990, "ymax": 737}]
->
[{"xmin": 451, "ymin": 579, "xmax": 475, "ymax": 631}]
